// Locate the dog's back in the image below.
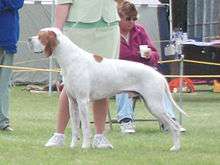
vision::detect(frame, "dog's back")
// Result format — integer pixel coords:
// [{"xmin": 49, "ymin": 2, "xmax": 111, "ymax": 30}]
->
[{"xmin": 86, "ymin": 58, "xmax": 162, "ymax": 100}]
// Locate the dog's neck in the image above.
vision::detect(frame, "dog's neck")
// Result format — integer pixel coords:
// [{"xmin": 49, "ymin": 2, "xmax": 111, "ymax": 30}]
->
[{"xmin": 53, "ymin": 35, "xmax": 91, "ymax": 76}]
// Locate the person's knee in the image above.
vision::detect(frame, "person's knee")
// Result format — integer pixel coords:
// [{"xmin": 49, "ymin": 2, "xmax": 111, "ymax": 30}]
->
[
  {"xmin": 59, "ymin": 89, "xmax": 69, "ymax": 108},
  {"xmin": 93, "ymin": 98, "xmax": 109, "ymax": 112},
  {"xmin": 60, "ymin": 89, "xmax": 68, "ymax": 100}
]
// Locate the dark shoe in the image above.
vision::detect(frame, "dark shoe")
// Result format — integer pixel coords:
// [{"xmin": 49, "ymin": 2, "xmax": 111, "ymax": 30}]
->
[
  {"xmin": 160, "ymin": 122, "xmax": 169, "ymax": 133},
  {"xmin": 2, "ymin": 125, "xmax": 13, "ymax": 131},
  {"xmin": 161, "ymin": 124, "xmax": 169, "ymax": 132},
  {"xmin": 172, "ymin": 118, "xmax": 186, "ymax": 132}
]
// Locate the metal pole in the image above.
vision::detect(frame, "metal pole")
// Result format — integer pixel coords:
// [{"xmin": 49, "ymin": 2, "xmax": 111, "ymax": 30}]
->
[
  {"xmin": 202, "ymin": 0, "xmax": 207, "ymax": 42},
  {"xmin": 48, "ymin": 58, "xmax": 53, "ymax": 95},
  {"xmin": 169, "ymin": 0, "xmax": 173, "ymax": 40},
  {"xmin": 48, "ymin": 0, "xmax": 55, "ymax": 95},
  {"xmin": 194, "ymin": 0, "xmax": 198, "ymax": 38},
  {"xmin": 178, "ymin": 54, "xmax": 184, "ymax": 125},
  {"xmin": 209, "ymin": 0, "xmax": 214, "ymax": 42}
]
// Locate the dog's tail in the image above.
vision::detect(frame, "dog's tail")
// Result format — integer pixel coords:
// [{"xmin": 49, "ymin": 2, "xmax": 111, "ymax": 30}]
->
[{"xmin": 164, "ymin": 79, "xmax": 189, "ymax": 117}]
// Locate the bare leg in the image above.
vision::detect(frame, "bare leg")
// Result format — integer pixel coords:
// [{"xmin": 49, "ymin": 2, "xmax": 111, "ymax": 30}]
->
[
  {"xmin": 44, "ymin": 88, "xmax": 69, "ymax": 147},
  {"xmin": 56, "ymin": 89, "xmax": 70, "ymax": 134},
  {"xmin": 92, "ymin": 98, "xmax": 108, "ymax": 134},
  {"xmin": 57, "ymin": 93, "xmax": 108, "ymax": 134},
  {"xmin": 92, "ymin": 98, "xmax": 113, "ymax": 148}
]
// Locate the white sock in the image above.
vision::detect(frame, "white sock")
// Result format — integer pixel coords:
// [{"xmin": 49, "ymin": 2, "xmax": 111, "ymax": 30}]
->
[
  {"xmin": 94, "ymin": 134, "xmax": 104, "ymax": 138},
  {"xmin": 54, "ymin": 132, "xmax": 65, "ymax": 137}
]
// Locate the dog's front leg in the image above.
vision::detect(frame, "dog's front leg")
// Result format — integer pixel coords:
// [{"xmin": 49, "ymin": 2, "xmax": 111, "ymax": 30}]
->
[
  {"xmin": 77, "ymin": 98, "xmax": 91, "ymax": 148},
  {"xmin": 68, "ymin": 97, "xmax": 80, "ymax": 148}
]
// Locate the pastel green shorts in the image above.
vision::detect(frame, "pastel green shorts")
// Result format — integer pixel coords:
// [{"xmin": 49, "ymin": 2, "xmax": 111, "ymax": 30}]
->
[{"xmin": 63, "ymin": 23, "xmax": 120, "ymax": 59}]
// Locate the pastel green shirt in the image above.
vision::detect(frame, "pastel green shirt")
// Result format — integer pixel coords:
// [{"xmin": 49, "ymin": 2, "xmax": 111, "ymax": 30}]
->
[{"xmin": 57, "ymin": 0, "xmax": 120, "ymax": 24}]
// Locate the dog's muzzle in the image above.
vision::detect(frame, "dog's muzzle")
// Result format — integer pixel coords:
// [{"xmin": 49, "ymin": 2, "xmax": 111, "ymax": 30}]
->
[{"xmin": 28, "ymin": 36, "xmax": 44, "ymax": 53}]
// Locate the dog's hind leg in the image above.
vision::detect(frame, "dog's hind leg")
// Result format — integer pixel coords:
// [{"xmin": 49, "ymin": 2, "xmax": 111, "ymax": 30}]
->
[
  {"xmin": 77, "ymin": 98, "xmax": 91, "ymax": 148},
  {"xmin": 153, "ymin": 111, "xmax": 181, "ymax": 151},
  {"xmin": 141, "ymin": 95, "xmax": 181, "ymax": 151},
  {"xmin": 160, "ymin": 113, "xmax": 181, "ymax": 151},
  {"xmin": 68, "ymin": 98, "xmax": 81, "ymax": 148}
]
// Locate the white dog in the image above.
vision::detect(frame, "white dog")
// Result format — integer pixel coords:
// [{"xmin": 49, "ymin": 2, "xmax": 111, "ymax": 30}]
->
[{"xmin": 28, "ymin": 27, "xmax": 187, "ymax": 151}]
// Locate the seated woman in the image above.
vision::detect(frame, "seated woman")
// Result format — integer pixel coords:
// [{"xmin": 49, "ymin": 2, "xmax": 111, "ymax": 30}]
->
[{"xmin": 116, "ymin": 1, "xmax": 185, "ymax": 134}]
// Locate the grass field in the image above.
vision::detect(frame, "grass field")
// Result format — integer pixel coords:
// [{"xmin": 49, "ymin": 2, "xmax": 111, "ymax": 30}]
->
[{"xmin": 0, "ymin": 85, "xmax": 220, "ymax": 165}]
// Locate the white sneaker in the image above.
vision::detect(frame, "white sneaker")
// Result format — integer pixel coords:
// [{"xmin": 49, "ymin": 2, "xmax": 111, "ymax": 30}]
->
[
  {"xmin": 120, "ymin": 121, "xmax": 135, "ymax": 134},
  {"xmin": 92, "ymin": 134, "xmax": 113, "ymax": 149},
  {"xmin": 44, "ymin": 133, "xmax": 65, "ymax": 147}
]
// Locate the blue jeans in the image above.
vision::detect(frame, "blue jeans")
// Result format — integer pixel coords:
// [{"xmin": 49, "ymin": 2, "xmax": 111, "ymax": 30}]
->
[
  {"xmin": 116, "ymin": 93, "xmax": 134, "ymax": 122},
  {"xmin": 0, "ymin": 49, "xmax": 14, "ymax": 129},
  {"xmin": 116, "ymin": 92, "xmax": 176, "ymax": 122}
]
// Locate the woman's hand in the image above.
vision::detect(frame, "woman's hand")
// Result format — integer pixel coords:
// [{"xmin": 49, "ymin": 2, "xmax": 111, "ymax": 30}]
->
[
  {"xmin": 139, "ymin": 45, "xmax": 151, "ymax": 59},
  {"xmin": 143, "ymin": 49, "xmax": 151, "ymax": 59}
]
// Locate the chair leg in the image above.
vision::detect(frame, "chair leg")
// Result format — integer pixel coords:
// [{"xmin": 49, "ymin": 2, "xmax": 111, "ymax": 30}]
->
[
  {"xmin": 132, "ymin": 97, "xmax": 138, "ymax": 110},
  {"xmin": 107, "ymin": 109, "xmax": 113, "ymax": 130}
]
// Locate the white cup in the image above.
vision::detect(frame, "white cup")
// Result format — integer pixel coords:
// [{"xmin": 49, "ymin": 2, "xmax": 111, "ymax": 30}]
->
[{"xmin": 139, "ymin": 45, "xmax": 151, "ymax": 58}]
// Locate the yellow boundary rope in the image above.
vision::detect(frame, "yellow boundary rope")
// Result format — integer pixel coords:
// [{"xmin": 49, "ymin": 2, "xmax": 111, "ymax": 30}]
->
[
  {"xmin": 159, "ymin": 59, "xmax": 180, "ymax": 64},
  {"xmin": 183, "ymin": 59, "xmax": 220, "ymax": 66},
  {"xmin": 165, "ymin": 75, "xmax": 220, "ymax": 78},
  {"xmin": 0, "ymin": 58, "xmax": 220, "ymax": 77},
  {"xmin": 0, "ymin": 64, "xmax": 60, "ymax": 73},
  {"xmin": 159, "ymin": 59, "xmax": 220, "ymax": 66}
]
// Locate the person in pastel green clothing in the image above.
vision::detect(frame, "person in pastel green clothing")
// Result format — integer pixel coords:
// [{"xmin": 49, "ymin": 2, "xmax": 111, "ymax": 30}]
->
[{"xmin": 45, "ymin": 0, "xmax": 120, "ymax": 148}]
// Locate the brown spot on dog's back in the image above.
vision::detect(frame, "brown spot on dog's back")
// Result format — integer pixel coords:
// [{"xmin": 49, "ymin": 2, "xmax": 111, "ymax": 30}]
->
[{"xmin": 93, "ymin": 54, "xmax": 103, "ymax": 63}]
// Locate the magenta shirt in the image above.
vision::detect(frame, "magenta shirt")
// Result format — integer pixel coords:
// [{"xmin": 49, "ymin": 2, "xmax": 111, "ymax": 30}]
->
[{"xmin": 120, "ymin": 24, "xmax": 159, "ymax": 67}]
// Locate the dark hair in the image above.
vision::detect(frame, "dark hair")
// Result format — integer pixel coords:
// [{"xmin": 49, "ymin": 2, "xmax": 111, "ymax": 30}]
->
[{"xmin": 118, "ymin": 1, "xmax": 137, "ymax": 18}]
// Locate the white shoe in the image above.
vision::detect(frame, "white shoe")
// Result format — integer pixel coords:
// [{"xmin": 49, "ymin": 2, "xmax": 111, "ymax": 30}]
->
[
  {"xmin": 120, "ymin": 121, "xmax": 135, "ymax": 134},
  {"xmin": 45, "ymin": 133, "xmax": 65, "ymax": 147},
  {"xmin": 92, "ymin": 134, "xmax": 113, "ymax": 149}
]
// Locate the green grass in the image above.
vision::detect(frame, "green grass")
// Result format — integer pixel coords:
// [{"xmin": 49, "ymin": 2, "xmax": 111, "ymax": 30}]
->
[{"xmin": 0, "ymin": 85, "xmax": 220, "ymax": 165}]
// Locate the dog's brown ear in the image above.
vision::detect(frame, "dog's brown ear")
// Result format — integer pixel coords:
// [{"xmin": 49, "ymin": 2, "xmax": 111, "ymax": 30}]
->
[{"xmin": 44, "ymin": 31, "xmax": 57, "ymax": 57}]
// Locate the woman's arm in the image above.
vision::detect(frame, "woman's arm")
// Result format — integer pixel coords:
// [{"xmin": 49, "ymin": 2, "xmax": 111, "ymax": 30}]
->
[{"xmin": 55, "ymin": 4, "xmax": 71, "ymax": 30}]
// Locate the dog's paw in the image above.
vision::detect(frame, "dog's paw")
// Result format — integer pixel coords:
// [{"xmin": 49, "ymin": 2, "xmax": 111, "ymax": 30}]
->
[
  {"xmin": 81, "ymin": 141, "xmax": 91, "ymax": 149},
  {"xmin": 169, "ymin": 145, "xmax": 180, "ymax": 152},
  {"xmin": 70, "ymin": 137, "xmax": 80, "ymax": 148}
]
